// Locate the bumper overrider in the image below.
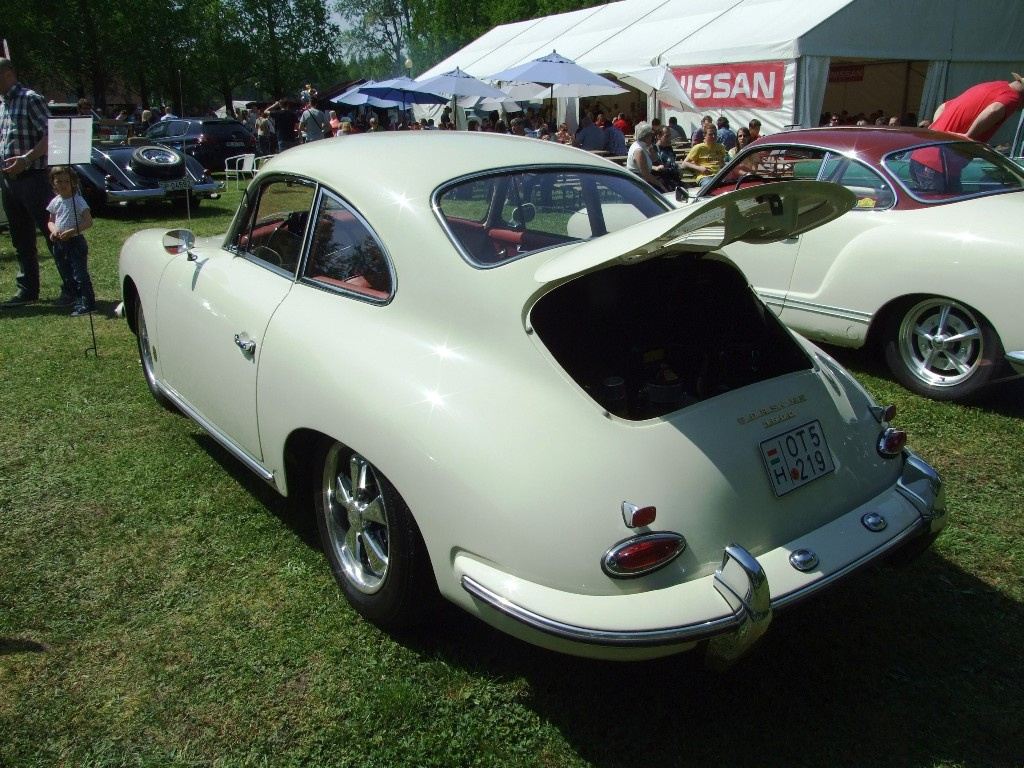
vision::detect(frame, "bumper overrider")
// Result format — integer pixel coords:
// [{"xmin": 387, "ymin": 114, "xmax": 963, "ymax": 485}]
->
[{"xmin": 460, "ymin": 449, "xmax": 946, "ymax": 666}]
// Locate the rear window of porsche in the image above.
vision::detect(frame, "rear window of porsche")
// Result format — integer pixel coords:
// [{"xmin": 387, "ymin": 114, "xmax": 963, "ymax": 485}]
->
[{"xmin": 436, "ymin": 169, "xmax": 668, "ymax": 267}]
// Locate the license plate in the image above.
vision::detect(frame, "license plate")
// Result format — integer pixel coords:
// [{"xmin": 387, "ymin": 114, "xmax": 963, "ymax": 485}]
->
[
  {"xmin": 160, "ymin": 178, "xmax": 193, "ymax": 191},
  {"xmin": 226, "ymin": 141, "xmax": 244, "ymax": 147},
  {"xmin": 760, "ymin": 420, "xmax": 835, "ymax": 497}
]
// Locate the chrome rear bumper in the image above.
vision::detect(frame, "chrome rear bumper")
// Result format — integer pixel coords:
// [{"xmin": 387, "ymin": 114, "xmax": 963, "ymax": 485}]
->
[{"xmin": 461, "ymin": 449, "xmax": 945, "ymax": 666}]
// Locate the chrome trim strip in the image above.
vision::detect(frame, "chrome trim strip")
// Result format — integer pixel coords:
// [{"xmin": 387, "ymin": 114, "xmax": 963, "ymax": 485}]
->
[
  {"xmin": 152, "ymin": 379, "xmax": 275, "ymax": 484},
  {"xmin": 779, "ymin": 297, "xmax": 872, "ymax": 324},
  {"xmin": 1006, "ymin": 351, "xmax": 1024, "ymax": 374},
  {"xmin": 461, "ymin": 575, "xmax": 742, "ymax": 647}
]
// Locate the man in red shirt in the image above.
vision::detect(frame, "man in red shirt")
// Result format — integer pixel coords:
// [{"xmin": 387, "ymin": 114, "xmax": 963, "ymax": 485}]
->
[
  {"xmin": 930, "ymin": 74, "xmax": 1024, "ymax": 142},
  {"xmin": 612, "ymin": 113, "xmax": 631, "ymax": 134}
]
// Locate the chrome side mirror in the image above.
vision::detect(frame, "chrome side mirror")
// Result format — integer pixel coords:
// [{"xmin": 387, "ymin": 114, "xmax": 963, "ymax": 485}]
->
[
  {"xmin": 511, "ymin": 202, "xmax": 537, "ymax": 226},
  {"xmin": 163, "ymin": 229, "xmax": 197, "ymax": 260}
]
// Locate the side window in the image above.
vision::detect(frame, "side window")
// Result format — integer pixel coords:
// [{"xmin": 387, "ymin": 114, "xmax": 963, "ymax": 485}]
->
[
  {"xmin": 303, "ymin": 192, "xmax": 393, "ymax": 301},
  {"xmin": 820, "ymin": 154, "xmax": 895, "ymax": 209},
  {"xmin": 233, "ymin": 177, "xmax": 316, "ymax": 274}
]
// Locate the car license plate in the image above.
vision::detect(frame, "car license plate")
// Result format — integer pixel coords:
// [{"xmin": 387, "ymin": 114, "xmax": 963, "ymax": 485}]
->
[
  {"xmin": 760, "ymin": 420, "xmax": 835, "ymax": 497},
  {"xmin": 160, "ymin": 178, "xmax": 193, "ymax": 191},
  {"xmin": 227, "ymin": 141, "xmax": 244, "ymax": 147}
]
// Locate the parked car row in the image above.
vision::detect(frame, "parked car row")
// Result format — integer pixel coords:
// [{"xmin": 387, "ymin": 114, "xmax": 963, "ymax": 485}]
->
[
  {"xmin": 42, "ymin": 113, "xmax": 260, "ymax": 213},
  {"xmin": 119, "ymin": 134, "xmax": 946, "ymax": 666}
]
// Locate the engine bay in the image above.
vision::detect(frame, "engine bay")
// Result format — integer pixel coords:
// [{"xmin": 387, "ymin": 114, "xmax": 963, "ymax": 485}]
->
[{"xmin": 530, "ymin": 254, "xmax": 812, "ymax": 420}]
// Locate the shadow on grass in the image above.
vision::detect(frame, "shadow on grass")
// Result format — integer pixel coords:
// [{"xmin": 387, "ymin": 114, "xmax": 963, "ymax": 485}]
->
[
  {"xmin": 0, "ymin": 638, "xmax": 48, "ymax": 655},
  {"xmin": 188, "ymin": 432, "xmax": 319, "ymax": 550},
  {"xmin": 0, "ymin": 299, "xmax": 120, "ymax": 322},
  {"xmin": 401, "ymin": 553, "xmax": 1023, "ymax": 768},
  {"xmin": 94, "ymin": 197, "xmax": 235, "ymax": 224},
  {"xmin": 823, "ymin": 342, "xmax": 1024, "ymax": 419}
]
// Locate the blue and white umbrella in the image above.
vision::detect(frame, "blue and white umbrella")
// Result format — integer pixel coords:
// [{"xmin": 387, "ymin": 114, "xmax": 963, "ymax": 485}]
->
[
  {"xmin": 359, "ymin": 77, "xmax": 450, "ymax": 109},
  {"xmin": 331, "ymin": 81, "xmax": 400, "ymax": 109}
]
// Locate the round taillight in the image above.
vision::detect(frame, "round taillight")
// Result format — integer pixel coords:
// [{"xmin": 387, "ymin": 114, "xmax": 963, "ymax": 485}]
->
[
  {"xmin": 881, "ymin": 404, "xmax": 897, "ymax": 422},
  {"xmin": 602, "ymin": 532, "xmax": 686, "ymax": 578},
  {"xmin": 877, "ymin": 427, "xmax": 906, "ymax": 458}
]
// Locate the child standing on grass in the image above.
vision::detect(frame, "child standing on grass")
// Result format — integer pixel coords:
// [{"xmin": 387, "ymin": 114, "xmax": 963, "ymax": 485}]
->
[{"xmin": 46, "ymin": 166, "xmax": 95, "ymax": 317}]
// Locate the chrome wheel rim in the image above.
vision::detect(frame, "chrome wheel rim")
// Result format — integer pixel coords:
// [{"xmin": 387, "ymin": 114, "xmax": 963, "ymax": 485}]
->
[
  {"xmin": 137, "ymin": 303, "xmax": 159, "ymax": 389},
  {"xmin": 897, "ymin": 298, "xmax": 984, "ymax": 389},
  {"xmin": 322, "ymin": 445, "xmax": 390, "ymax": 594}
]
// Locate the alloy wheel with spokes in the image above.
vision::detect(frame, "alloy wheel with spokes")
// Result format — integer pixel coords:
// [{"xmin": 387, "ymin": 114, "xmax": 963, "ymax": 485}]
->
[
  {"xmin": 135, "ymin": 299, "xmax": 174, "ymax": 410},
  {"xmin": 884, "ymin": 297, "xmax": 1002, "ymax": 400},
  {"xmin": 322, "ymin": 444, "xmax": 391, "ymax": 594},
  {"xmin": 313, "ymin": 439, "xmax": 437, "ymax": 628}
]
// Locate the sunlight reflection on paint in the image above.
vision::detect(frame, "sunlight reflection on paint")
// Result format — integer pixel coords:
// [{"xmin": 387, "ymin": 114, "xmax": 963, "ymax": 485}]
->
[{"xmin": 422, "ymin": 389, "xmax": 447, "ymax": 412}]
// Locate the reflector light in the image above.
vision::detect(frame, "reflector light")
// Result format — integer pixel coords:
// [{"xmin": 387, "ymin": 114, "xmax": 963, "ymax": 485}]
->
[
  {"xmin": 877, "ymin": 427, "xmax": 907, "ymax": 457},
  {"xmin": 602, "ymin": 532, "xmax": 686, "ymax": 578},
  {"xmin": 621, "ymin": 502, "xmax": 656, "ymax": 528},
  {"xmin": 881, "ymin": 404, "xmax": 897, "ymax": 422}
]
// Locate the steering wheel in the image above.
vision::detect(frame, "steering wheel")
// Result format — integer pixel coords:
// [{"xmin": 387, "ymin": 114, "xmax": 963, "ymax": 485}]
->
[
  {"xmin": 250, "ymin": 245, "xmax": 282, "ymax": 267},
  {"xmin": 735, "ymin": 173, "xmax": 769, "ymax": 191}
]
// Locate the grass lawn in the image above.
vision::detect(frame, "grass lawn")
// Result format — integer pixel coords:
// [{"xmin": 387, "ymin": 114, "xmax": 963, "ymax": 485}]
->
[{"xmin": 1, "ymin": 186, "xmax": 1022, "ymax": 767}]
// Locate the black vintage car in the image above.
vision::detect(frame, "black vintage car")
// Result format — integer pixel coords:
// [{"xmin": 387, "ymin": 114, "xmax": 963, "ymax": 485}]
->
[
  {"xmin": 74, "ymin": 144, "xmax": 223, "ymax": 212},
  {"xmin": 45, "ymin": 104, "xmax": 223, "ymax": 212}
]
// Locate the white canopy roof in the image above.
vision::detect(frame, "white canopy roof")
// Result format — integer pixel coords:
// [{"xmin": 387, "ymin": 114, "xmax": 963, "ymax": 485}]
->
[
  {"xmin": 422, "ymin": 0, "xmax": 1022, "ymax": 78},
  {"xmin": 420, "ymin": 0, "xmax": 1022, "ymax": 136}
]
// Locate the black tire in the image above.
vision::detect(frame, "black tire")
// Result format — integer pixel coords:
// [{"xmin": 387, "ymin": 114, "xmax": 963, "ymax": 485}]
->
[
  {"xmin": 130, "ymin": 145, "xmax": 185, "ymax": 179},
  {"xmin": 314, "ymin": 439, "xmax": 436, "ymax": 629},
  {"xmin": 882, "ymin": 297, "xmax": 1003, "ymax": 401},
  {"xmin": 135, "ymin": 299, "xmax": 175, "ymax": 410}
]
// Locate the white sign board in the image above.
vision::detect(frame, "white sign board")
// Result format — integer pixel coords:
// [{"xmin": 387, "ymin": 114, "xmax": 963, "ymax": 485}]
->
[{"xmin": 47, "ymin": 117, "xmax": 93, "ymax": 165}]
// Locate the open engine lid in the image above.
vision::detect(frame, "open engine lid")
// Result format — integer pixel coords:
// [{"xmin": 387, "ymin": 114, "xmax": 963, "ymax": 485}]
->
[{"xmin": 534, "ymin": 181, "xmax": 854, "ymax": 284}]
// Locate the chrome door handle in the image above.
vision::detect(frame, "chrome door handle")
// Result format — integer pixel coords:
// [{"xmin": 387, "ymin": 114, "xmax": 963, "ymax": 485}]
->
[{"xmin": 234, "ymin": 334, "xmax": 256, "ymax": 354}]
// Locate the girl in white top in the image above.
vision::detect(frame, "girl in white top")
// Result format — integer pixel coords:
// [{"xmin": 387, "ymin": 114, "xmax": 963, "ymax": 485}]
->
[{"xmin": 46, "ymin": 166, "xmax": 95, "ymax": 315}]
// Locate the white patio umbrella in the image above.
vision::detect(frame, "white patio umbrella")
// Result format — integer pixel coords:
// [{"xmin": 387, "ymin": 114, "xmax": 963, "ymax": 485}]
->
[
  {"xmin": 485, "ymin": 50, "xmax": 627, "ymax": 99},
  {"xmin": 606, "ymin": 66, "xmax": 699, "ymax": 114},
  {"xmin": 410, "ymin": 67, "xmax": 511, "ymax": 128},
  {"xmin": 412, "ymin": 67, "xmax": 508, "ymax": 101}
]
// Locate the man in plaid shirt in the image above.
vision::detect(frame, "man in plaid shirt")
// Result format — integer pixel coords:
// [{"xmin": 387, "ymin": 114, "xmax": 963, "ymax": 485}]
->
[{"xmin": 1, "ymin": 57, "xmax": 73, "ymax": 307}]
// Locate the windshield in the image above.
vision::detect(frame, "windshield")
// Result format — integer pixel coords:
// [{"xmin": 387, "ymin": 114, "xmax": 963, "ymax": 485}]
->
[
  {"xmin": 704, "ymin": 145, "xmax": 896, "ymax": 209},
  {"xmin": 883, "ymin": 141, "xmax": 1024, "ymax": 203},
  {"xmin": 436, "ymin": 169, "xmax": 669, "ymax": 267}
]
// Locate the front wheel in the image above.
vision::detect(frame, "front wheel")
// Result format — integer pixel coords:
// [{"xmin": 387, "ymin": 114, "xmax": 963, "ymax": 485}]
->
[
  {"xmin": 883, "ymin": 297, "xmax": 1003, "ymax": 401},
  {"xmin": 135, "ymin": 299, "xmax": 175, "ymax": 410},
  {"xmin": 314, "ymin": 440, "xmax": 436, "ymax": 629}
]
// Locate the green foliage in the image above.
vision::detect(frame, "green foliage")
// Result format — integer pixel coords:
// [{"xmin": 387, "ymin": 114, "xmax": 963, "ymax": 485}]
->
[{"xmin": 2, "ymin": 0, "xmax": 339, "ymax": 113}]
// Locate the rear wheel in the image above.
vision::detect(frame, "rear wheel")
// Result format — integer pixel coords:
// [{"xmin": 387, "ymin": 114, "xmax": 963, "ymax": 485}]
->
[
  {"xmin": 314, "ymin": 439, "xmax": 436, "ymax": 629},
  {"xmin": 883, "ymin": 297, "xmax": 1002, "ymax": 401}
]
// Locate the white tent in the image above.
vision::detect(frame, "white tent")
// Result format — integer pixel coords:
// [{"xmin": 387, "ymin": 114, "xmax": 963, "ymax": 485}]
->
[{"xmin": 419, "ymin": 0, "xmax": 1024, "ymax": 141}]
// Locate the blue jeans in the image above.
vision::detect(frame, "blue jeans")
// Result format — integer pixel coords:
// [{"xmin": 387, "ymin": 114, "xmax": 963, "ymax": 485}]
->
[
  {"xmin": 1, "ymin": 169, "xmax": 73, "ymax": 299},
  {"xmin": 52, "ymin": 235, "xmax": 94, "ymax": 309}
]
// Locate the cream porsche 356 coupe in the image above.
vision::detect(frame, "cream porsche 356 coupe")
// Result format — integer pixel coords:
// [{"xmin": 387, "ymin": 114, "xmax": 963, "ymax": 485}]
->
[{"xmin": 120, "ymin": 133, "xmax": 946, "ymax": 665}]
